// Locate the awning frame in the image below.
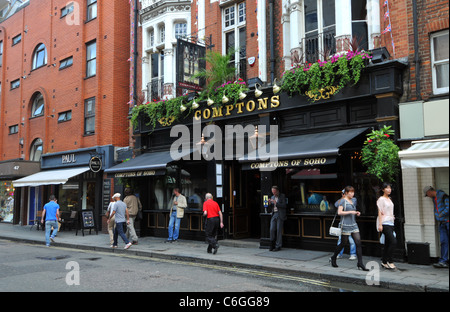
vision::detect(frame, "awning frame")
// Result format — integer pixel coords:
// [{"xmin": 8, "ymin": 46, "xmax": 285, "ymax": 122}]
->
[{"xmin": 12, "ymin": 167, "xmax": 90, "ymax": 187}]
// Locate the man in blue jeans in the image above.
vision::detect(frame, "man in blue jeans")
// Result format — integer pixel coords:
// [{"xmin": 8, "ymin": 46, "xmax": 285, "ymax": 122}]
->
[
  {"xmin": 108, "ymin": 193, "xmax": 132, "ymax": 250},
  {"xmin": 167, "ymin": 188, "xmax": 187, "ymax": 243},
  {"xmin": 41, "ymin": 195, "xmax": 60, "ymax": 247},
  {"xmin": 424, "ymin": 186, "xmax": 449, "ymax": 268}
]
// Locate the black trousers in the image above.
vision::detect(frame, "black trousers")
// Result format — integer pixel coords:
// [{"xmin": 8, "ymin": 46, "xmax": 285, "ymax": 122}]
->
[
  {"xmin": 205, "ymin": 217, "xmax": 220, "ymax": 251},
  {"xmin": 381, "ymin": 225, "xmax": 397, "ymax": 264}
]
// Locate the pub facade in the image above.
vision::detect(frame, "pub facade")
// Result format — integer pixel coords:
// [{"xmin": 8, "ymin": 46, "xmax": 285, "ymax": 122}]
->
[{"xmin": 107, "ymin": 57, "xmax": 407, "ymax": 257}]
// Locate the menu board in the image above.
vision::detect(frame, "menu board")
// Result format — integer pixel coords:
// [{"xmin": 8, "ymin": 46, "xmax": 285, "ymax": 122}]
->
[{"xmin": 81, "ymin": 210, "xmax": 95, "ymax": 228}]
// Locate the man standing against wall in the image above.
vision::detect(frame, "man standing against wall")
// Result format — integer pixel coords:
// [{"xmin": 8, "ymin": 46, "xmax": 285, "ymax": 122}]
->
[
  {"xmin": 167, "ymin": 188, "xmax": 187, "ymax": 242},
  {"xmin": 424, "ymin": 186, "xmax": 449, "ymax": 268},
  {"xmin": 269, "ymin": 186, "xmax": 287, "ymax": 251}
]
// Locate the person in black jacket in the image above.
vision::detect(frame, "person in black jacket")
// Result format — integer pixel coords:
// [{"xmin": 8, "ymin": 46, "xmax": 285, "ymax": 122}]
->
[{"xmin": 269, "ymin": 186, "xmax": 287, "ymax": 251}]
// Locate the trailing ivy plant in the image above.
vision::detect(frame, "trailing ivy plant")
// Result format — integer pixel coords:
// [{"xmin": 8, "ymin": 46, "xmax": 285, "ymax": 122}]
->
[
  {"xmin": 361, "ymin": 125, "xmax": 400, "ymax": 183},
  {"xmin": 131, "ymin": 49, "xmax": 249, "ymax": 131},
  {"xmin": 281, "ymin": 50, "xmax": 372, "ymax": 100}
]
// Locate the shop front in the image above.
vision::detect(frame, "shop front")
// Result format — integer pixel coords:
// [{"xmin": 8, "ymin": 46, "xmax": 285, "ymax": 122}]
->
[
  {"xmin": 0, "ymin": 160, "xmax": 40, "ymax": 224},
  {"xmin": 12, "ymin": 146, "xmax": 115, "ymax": 230},
  {"xmin": 127, "ymin": 58, "xmax": 406, "ymax": 257}
]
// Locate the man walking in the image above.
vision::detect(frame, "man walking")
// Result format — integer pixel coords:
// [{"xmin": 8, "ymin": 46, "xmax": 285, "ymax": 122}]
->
[
  {"xmin": 107, "ymin": 193, "xmax": 132, "ymax": 250},
  {"xmin": 123, "ymin": 188, "xmax": 142, "ymax": 245},
  {"xmin": 41, "ymin": 195, "xmax": 60, "ymax": 247},
  {"xmin": 167, "ymin": 188, "xmax": 187, "ymax": 242},
  {"xmin": 424, "ymin": 186, "xmax": 449, "ymax": 268},
  {"xmin": 269, "ymin": 186, "xmax": 287, "ymax": 251},
  {"xmin": 203, "ymin": 193, "xmax": 223, "ymax": 254}
]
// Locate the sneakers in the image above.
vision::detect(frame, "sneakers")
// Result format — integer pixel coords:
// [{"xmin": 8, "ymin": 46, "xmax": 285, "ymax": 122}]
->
[
  {"xmin": 433, "ymin": 262, "xmax": 449, "ymax": 268},
  {"xmin": 124, "ymin": 242, "xmax": 132, "ymax": 250},
  {"xmin": 349, "ymin": 255, "xmax": 357, "ymax": 260},
  {"xmin": 50, "ymin": 236, "xmax": 55, "ymax": 243}
]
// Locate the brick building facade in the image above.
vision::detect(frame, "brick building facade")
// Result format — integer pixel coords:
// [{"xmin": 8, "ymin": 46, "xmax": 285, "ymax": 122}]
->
[
  {"xmin": 0, "ymin": 0, "xmax": 131, "ymax": 226},
  {"xmin": 0, "ymin": 0, "xmax": 130, "ymax": 161},
  {"xmin": 394, "ymin": 0, "xmax": 449, "ymax": 260}
]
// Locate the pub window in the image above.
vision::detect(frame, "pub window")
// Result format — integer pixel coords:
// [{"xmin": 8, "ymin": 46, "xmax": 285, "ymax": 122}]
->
[
  {"xmin": 9, "ymin": 125, "xmax": 19, "ymax": 134},
  {"xmin": 84, "ymin": 97, "xmax": 95, "ymax": 135},
  {"xmin": 12, "ymin": 34, "xmax": 21, "ymax": 46},
  {"xmin": 175, "ymin": 23, "xmax": 187, "ymax": 39},
  {"xmin": 86, "ymin": 41, "xmax": 96, "ymax": 78},
  {"xmin": 147, "ymin": 29, "xmax": 155, "ymax": 48},
  {"xmin": 351, "ymin": 0, "xmax": 368, "ymax": 51},
  {"xmin": 58, "ymin": 110, "xmax": 72, "ymax": 123},
  {"xmin": 159, "ymin": 25, "xmax": 165, "ymax": 44},
  {"xmin": 87, "ymin": 0, "xmax": 97, "ymax": 21},
  {"xmin": 59, "ymin": 56, "xmax": 73, "ymax": 70},
  {"xmin": 10, "ymin": 79, "xmax": 20, "ymax": 90},
  {"xmin": 303, "ymin": 0, "xmax": 336, "ymax": 63},
  {"xmin": 223, "ymin": 2, "xmax": 246, "ymax": 80},
  {"xmin": 431, "ymin": 30, "xmax": 449, "ymax": 95},
  {"xmin": 32, "ymin": 43, "xmax": 47, "ymax": 70}
]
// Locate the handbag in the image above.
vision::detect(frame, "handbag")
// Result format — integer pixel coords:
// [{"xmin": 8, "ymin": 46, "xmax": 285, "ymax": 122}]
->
[{"xmin": 329, "ymin": 200, "xmax": 346, "ymax": 237}]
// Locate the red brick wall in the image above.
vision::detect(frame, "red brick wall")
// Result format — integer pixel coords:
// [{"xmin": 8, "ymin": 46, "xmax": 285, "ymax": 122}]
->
[
  {"xmin": 386, "ymin": 0, "xmax": 449, "ymax": 101},
  {"xmin": 0, "ymin": 0, "xmax": 131, "ymax": 161}
]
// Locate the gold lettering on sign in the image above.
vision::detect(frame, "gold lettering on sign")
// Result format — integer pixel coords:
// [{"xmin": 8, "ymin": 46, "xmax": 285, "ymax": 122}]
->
[{"xmin": 189, "ymin": 95, "xmax": 282, "ymax": 125}]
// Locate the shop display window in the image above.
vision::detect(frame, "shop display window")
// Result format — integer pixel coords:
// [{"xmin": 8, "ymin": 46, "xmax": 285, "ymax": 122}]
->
[
  {"xmin": 0, "ymin": 181, "xmax": 15, "ymax": 222},
  {"xmin": 58, "ymin": 183, "xmax": 79, "ymax": 212}
]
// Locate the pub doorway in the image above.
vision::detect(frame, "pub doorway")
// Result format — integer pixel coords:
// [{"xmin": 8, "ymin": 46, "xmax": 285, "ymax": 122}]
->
[{"xmin": 228, "ymin": 163, "xmax": 261, "ymax": 239}]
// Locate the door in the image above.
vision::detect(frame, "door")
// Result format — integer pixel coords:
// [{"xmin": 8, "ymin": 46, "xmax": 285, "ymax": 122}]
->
[{"xmin": 230, "ymin": 163, "xmax": 251, "ymax": 238}]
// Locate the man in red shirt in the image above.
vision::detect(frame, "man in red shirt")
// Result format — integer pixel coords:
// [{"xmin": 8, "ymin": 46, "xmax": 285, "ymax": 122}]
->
[{"xmin": 203, "ymin": 193, "xmax": 224, "ymax": 254}]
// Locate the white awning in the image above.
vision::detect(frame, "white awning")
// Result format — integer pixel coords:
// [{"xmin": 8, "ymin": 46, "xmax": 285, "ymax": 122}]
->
[
  {"xmin": 399, "ymin": 139, "xmax": 449, "ymax": 169},
  {"xmin": 12, "ymin": 167, "xmax": 90, "ymax": 187}
]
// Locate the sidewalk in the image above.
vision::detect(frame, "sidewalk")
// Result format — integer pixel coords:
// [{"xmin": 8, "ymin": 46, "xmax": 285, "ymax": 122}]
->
[{"xmin": 0, "ymin": 223, "xmax": 448, "ymax": 292}]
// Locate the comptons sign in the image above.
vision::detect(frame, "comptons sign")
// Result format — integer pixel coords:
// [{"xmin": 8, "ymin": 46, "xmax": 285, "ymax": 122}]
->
[{"xmin": 193, "ymin": 95, "xmax": 280, "ymax": 121}]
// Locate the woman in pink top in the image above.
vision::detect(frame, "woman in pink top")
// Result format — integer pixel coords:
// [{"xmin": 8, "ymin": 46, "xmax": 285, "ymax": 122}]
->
[{"xmin": 377, "ymin": 182, "xmax": 397, "ymax": 270}]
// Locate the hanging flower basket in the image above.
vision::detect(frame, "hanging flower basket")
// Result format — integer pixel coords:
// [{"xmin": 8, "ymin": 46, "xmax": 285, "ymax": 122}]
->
[{"xmin": 361, "ymin": 125, "xmax": 400, "ymax": 183}]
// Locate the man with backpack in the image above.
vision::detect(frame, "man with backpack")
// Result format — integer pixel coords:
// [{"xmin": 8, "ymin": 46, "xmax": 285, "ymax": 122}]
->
[{"xmin": 424, "ymin": 186, "xmax": 449, "ymax": 268}]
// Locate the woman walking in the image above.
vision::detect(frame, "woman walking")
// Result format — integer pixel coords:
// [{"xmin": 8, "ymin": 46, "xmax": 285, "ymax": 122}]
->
[
  {"xmin": 377, "ymin": 182, "xmax": 397, "ymax": 270},
  {"xmin": 330, "ymin": 186, "xmax": 368, "ymax": 271}
]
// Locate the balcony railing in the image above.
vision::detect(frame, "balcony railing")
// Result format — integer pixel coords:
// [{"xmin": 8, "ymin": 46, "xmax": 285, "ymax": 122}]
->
[
  {"xmin": 147, "ymin": 77, "xmax": 164, "ymax": 102},
  {"xmin": 303, "ymin": 28, "xmax": 336, "ymax": 64},
  {"xmin": 141, "ymin": 0, "xmax": 162, "ymax": 10}
]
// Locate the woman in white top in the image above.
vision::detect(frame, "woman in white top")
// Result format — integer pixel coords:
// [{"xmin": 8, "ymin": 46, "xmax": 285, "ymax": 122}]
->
[{"xmin": 377, "ymin": 182, "xmax": 397, "ymax": 270}]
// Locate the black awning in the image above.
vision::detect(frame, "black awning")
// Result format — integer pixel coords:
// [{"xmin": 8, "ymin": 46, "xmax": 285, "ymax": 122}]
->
[
  {"xmin": 240, "ymin": 128, "xmax": 368, "ymax": 169},
  {"xmin": 105, "ymin": 150, "xmax": 191, "ymax": 177}
]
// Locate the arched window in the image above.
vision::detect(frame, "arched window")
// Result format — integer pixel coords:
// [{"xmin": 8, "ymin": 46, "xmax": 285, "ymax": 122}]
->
[
  {"xmin": 32, "ymin": 43, "xmax": 47, "ymax": 70},
  {"xmin": 31, "ymin": 93, "xmax": 45, "ymax": 117},
  {"xmin": 30, "ymin": 138, "xmax": 43, "ymax": 161}
]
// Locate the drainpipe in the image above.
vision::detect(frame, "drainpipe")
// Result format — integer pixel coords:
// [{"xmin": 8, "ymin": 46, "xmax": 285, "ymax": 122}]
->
[
  {"xmin": 412, "ymin": 0, "xmax": 421, "ymax": 100},
  {"xmin": 134, "ymin": 0, "xmax": 139, "ymax": 107},
  {"xmin": 269, "ymin": 0, "xmax": 275, "ymax": 84}
]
